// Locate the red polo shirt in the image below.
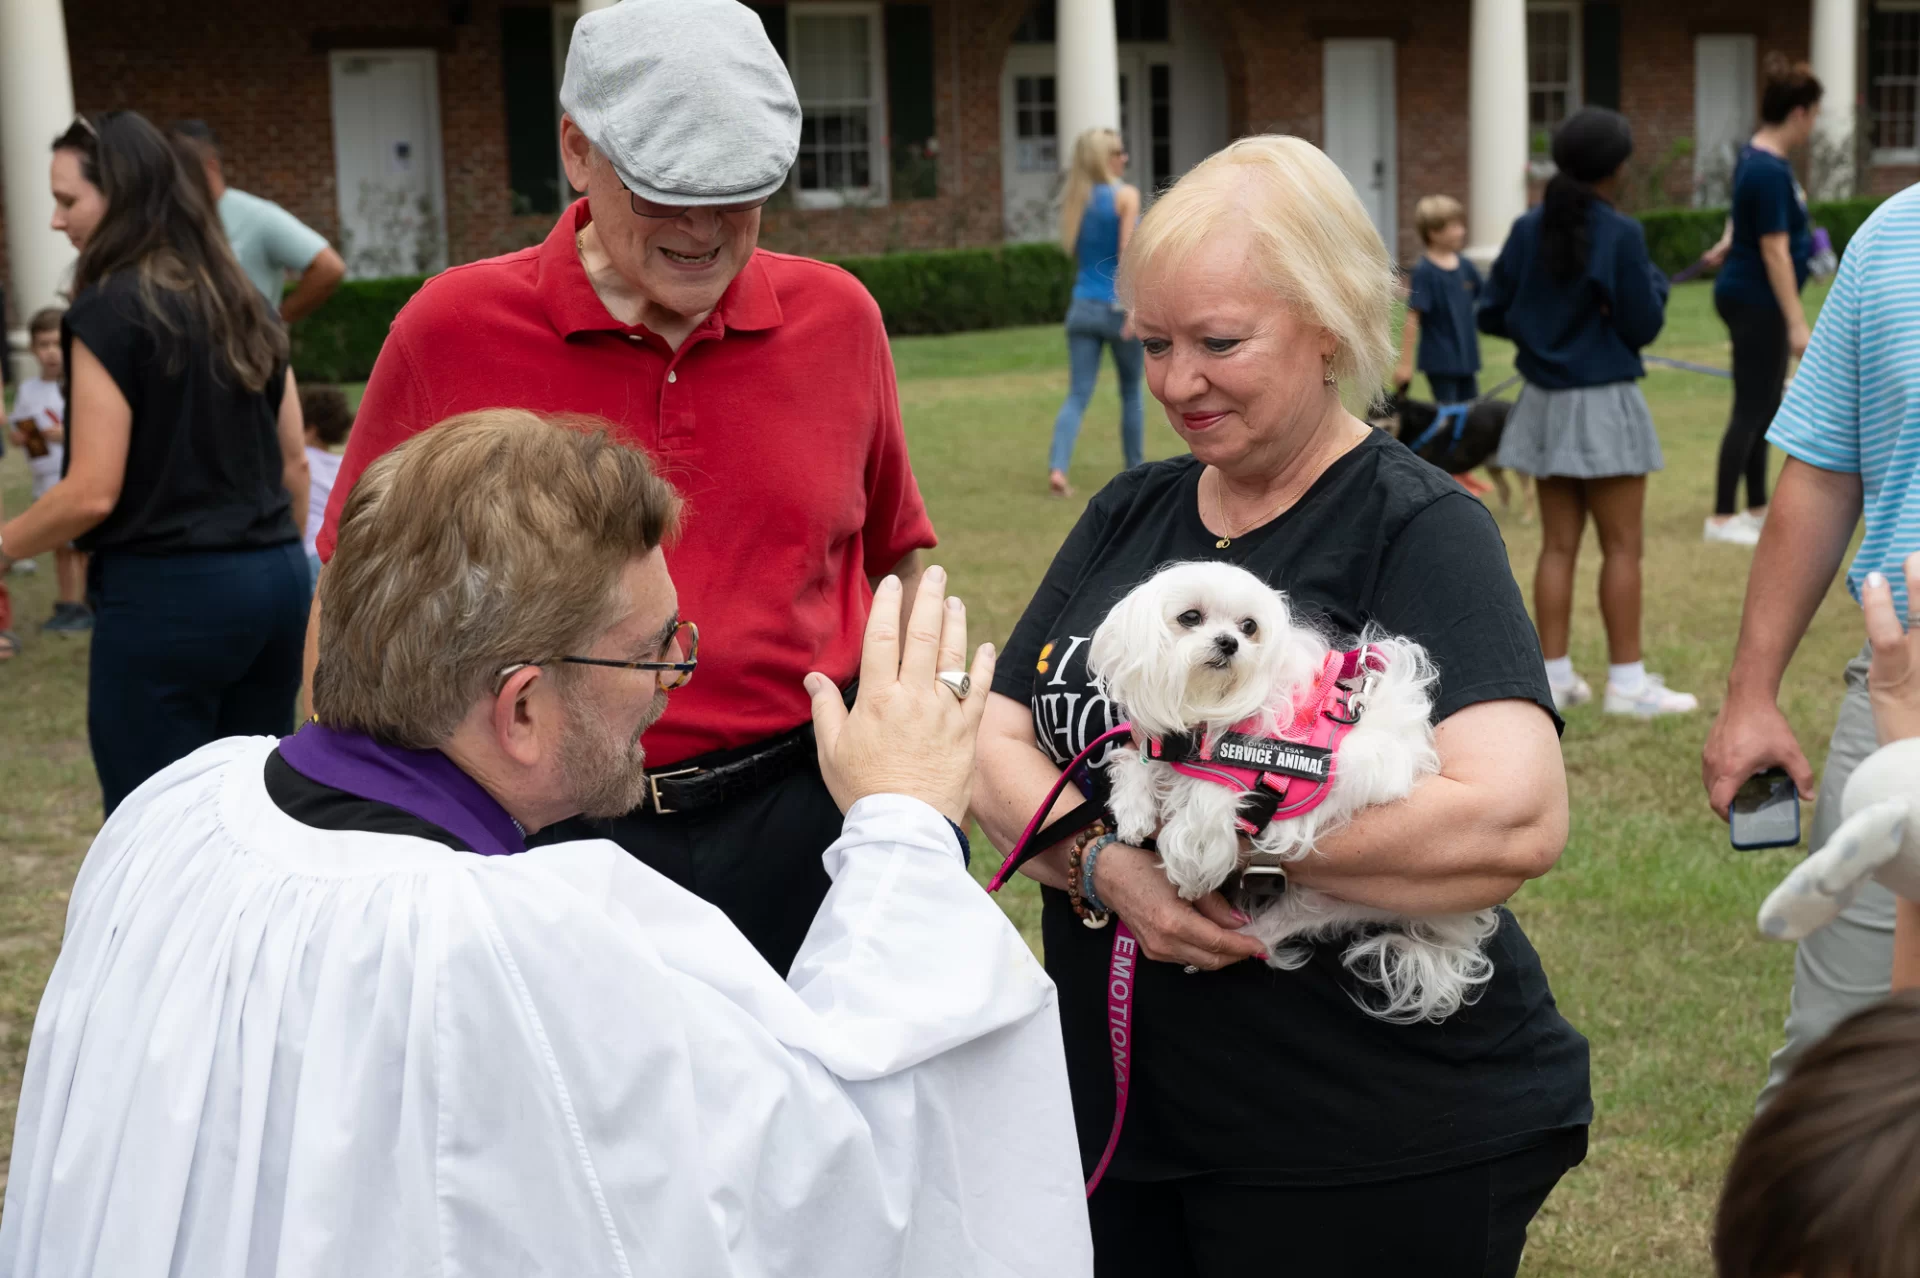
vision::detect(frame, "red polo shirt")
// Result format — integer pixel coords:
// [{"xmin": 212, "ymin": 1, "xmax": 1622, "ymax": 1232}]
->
[{"xmin": 319, "ymin": 200, "xmax": 936, "ymax": 766}]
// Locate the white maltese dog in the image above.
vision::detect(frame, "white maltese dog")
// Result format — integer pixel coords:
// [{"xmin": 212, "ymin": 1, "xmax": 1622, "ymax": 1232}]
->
[{"xmin": 1089, "ymin": 561, "xmax": 1497, "ymax": 1023}]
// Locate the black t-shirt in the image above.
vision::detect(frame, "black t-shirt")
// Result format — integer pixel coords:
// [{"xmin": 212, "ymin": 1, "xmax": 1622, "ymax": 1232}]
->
[
  {"xmin": 993, "ymin": 435, "xmax": 1591, "ymax": 1186},
  {"xmin": 63, "ymin": 272, "xmax": 297, "ymax": 555}
]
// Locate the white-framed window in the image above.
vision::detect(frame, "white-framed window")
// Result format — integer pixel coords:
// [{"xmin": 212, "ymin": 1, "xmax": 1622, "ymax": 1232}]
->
[
  {"xmin": 1528, "ymin": 1, "xmax": 1583, "ymax": 169},
  {"xmin": 1013, "ymin": 74, "xmax": 1057, "ymax": 172},
  {"xmin": 1871, "ymin": 2, "xmax": 1920, "ymax": 162},
  {"xmin": 788, "ymin": 3, "xmax": 890, "ymax": 208}
]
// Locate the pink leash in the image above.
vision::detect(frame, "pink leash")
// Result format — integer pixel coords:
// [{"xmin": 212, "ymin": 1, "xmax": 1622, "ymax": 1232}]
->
[{"xmin": 988, "ymin": 723, "xmax": 1136, "ymax": 1196}]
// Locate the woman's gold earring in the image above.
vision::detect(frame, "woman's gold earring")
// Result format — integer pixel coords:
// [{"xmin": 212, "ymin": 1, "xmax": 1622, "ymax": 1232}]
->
[{"xmin": 1323, "ymin": 363, "xmax": 1337, "ymax": 387}]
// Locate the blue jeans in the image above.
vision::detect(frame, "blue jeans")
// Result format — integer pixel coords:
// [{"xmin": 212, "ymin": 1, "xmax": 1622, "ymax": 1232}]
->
[
  {"xmin": 1050, "ymin": 297, "xmax": 1145, "ymax": 475},
  {"xmin": 88, "ymin": 543, "xmax": 311, "ymax": 814}
]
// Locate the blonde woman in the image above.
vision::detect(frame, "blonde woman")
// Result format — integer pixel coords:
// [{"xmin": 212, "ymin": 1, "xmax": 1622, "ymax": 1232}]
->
[
  {"xmin": 974, "ymin": 136, "xmax": 1589, "ymax": 1275},
  {"xmin": 1048, "ymin": 128, "xmax": 1144, "ymax": 497}
]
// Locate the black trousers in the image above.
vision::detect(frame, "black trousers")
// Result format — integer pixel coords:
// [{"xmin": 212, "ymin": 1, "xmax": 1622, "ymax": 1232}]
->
[
  {"xmin": 1088, "ymin": 1128, "xmax": 1587, "ymax": 1278},
  {"xmin": 88, "ymin": 544, "xmax": 309, "ymax": 815},
  {"xmin": 1715, "ymin": 294, "xmax": 1790, "ymax": 516},
  {"xmin": 538, "ymin": 750, "xmax": 843, "ymax": 975}
]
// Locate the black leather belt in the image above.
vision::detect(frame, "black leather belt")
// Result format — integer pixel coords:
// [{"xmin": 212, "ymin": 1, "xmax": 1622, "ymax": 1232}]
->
[{"xmin": 643, "ymin": 680, "xmax": 856, "ymax": 816}]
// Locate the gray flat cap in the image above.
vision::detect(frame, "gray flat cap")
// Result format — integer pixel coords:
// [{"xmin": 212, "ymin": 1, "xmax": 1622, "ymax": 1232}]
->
[{"xmin": 561, "ymin": 0, "xmax": 801, "ymax": 206}]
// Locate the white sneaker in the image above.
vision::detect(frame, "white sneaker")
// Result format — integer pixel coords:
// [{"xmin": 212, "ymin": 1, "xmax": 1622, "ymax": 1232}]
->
[
  {"xmin": 1704, "ymin": 515, "xmax": 1760, "ymax": 546},
  {"xmin": 1550, "ymin": 675, "xmax": 1593, "ymax": 712},
  {"xmin": 1603, "ymin": 673, "xmax": 1699, "ymax": 718},
  {"xmin": 1740, "ymin": 508, "xmax": 1768, "ymax": 531}
]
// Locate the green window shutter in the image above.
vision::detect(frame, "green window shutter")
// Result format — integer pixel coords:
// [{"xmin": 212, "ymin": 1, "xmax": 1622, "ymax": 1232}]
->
[
  {"xmin": 501, "ymin": 7, "xmax": 560, "ymax": 215},
  {"xmin": 1582, "ymin": 3, "xmax": 1622, "ymax": 111},
  {"xmin": 887, "ymin": 4, "xmax": 938, "ymax": 199}
]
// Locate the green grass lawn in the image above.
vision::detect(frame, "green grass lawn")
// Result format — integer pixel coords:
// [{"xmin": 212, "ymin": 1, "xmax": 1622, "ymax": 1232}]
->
[{"xmin": 0, "ymin": 279, "xmax": 1865, "ymax": 1272}]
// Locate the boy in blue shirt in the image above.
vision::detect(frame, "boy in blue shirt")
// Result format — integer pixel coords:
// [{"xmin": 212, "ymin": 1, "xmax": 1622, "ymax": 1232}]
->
[{"xmin": 1393, "ymin": 195, "xmax": 1483, "ymax": 404}]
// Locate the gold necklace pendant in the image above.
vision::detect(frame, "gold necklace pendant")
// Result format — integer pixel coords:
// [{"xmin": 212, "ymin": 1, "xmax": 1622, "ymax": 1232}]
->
[{"xmin": 1215, "ymin": 537, "xmax": 1232, "ymax": 549}]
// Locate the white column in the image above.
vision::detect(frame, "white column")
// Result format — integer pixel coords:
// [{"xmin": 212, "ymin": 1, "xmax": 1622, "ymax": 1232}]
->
[
  {"xmin": 1809, "ymin": 0, "xmax": 1858, "ymax": 196},
  {"xmin": 0, "ymin": 0, "xmax": 78, "ymax": 382},
  {"xmin": 1056, "ymin": 0, "xmax": 1122, "ymax": 174},
  {"xmin": 1466, "ymin": 0, "xmax": 1530, "ymax": 267}
]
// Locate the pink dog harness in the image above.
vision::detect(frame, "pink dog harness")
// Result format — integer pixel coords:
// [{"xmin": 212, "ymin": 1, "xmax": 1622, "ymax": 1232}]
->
[
  {"xmin": 986, "ymin": 643, "xmax": 1386, "ymax": 1197},
  {"xmin": 1146, "ymin": 644, "xmax": 1387, "ymax": 834}
]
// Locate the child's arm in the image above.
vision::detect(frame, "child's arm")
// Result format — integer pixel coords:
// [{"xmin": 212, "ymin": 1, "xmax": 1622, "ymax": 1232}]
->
[{"xmin": 1392, "ymin": 309, "xmax": 1420, "ymax": 390}]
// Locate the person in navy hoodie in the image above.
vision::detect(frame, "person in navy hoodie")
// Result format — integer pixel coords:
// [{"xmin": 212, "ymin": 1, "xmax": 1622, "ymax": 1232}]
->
[
  {"xmin": 1480, "ymin": 106, "xmax": 1695, "ymax": 719},
  {"xmin": 1701, "ymin": 56, "xmax": 1824, "ymax": 547}
]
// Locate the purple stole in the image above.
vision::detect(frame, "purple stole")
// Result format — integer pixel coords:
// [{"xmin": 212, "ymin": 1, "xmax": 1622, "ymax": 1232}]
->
[{"xmin": 277, "ymin": 722, "xmax": 527, "ymax": 856}]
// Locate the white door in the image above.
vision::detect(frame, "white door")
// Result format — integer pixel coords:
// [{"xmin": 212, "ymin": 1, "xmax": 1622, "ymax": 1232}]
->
[
  {"xmin": 328, "ymin": 50, "xmax": 448, "ymax": 278},
  {"xmin": 1001, "ymin": 45, "xmax": 1061, "ymax": 242},
  {"xmin": 1322, "ymin": 39, "xmax": 1397, "ymax": 249},
  {"xmin": 1694, "ymin": 35, "xmax": 1757, "ymax": 206}
]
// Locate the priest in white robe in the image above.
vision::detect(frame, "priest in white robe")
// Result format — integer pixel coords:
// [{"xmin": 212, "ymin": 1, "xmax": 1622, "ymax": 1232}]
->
[{"xmin": 0, "ymin": 409, "xmax": 1092, "ymax": 1277}]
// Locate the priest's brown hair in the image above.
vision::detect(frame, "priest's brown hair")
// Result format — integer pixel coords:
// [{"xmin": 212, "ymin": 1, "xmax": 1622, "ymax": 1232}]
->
[
  {"xmin": 1713, "ymin": 989, "xmax": 1920, "ymax": 1278},
  {"xmin": 313, "ymin": 409, "xmax": 682, "ymax": 748}
]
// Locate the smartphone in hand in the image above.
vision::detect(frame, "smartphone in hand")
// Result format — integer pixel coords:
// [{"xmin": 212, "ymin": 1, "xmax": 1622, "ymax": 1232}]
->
[{"xmin": 1731, "ymin": 768, "xmax": 1802, "ymax": 850}]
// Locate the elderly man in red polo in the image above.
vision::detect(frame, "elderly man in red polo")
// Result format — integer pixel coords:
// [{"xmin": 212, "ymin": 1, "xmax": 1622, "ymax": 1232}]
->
[{"xmin": 312, "ymin": 0, "xmax": 933, "ymax": 973}]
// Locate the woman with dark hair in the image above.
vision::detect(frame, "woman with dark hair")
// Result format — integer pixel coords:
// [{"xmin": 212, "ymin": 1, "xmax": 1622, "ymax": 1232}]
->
[
  {"xmin": 1480, "ymin": 106, "xmax": 1690, "ymax": 717},
  {"xmin": 1702, "ymin": 56, "xmax": 1825, "ymax": 547},
  {"xmin": 0, "ymin": 110, "xmax": 310, "ymax": 813}
]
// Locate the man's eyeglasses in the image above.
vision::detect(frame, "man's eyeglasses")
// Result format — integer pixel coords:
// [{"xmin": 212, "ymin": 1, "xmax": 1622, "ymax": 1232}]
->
[
  {"xmin": 626, "ymin": 185, "xmax": 768, "ymax": 220},
  {"xmin": 498, "ymin": 620, "xmax": 700, "ymax": 692}
]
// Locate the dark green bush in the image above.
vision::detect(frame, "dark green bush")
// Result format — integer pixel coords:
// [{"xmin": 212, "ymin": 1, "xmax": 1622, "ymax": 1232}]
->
[
  {"xmin": 290, "ymin": 275, "xmax": 429, "ymax": 383},
  {"xmin": 828, "ymin": 242, "xmax": 1074, "ymax": 335},
  {"xmin": 289, "ymin": 244, "xmax": 1074, "ymax": 380},
  {"xmin": 1634, "ymin": 196, "xmax": 1885, "ymax": 277},
  {"xmin": 1635, "ymin": 208, "xmax": 1726, "ymax": 277}
]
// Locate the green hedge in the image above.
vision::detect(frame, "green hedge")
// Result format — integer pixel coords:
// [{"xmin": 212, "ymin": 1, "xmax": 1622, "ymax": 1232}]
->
[
  {"xmin": 829, "ymin": 242, "xmax": 1073, "ymax": 336},
  {"xmin": 289, "ymin": 274, "xmax": 430, "ymax": 383},
  {"xmin": 1636, "ymin": 196, "xmax": 1885, "ymax": 277},
  {"xmin": 289, "ymin": 243, "xmax": 1073, "ymax": 381}
]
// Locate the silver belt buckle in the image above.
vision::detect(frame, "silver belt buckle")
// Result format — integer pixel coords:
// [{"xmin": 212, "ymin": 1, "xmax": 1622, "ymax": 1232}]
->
[{"xmin": 646, "ymin": 766, "xmax": 704, "ymax": 816}]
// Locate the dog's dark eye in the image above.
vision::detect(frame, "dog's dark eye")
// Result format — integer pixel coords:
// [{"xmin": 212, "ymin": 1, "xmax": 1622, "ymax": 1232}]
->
[
  {"xmin": 1239, "ymin": 619, "xmax": 1258, "ymax": 637},
  {"xmin": 1176, "ymin": 610, "xmax": 1203, "ymax": 628}
]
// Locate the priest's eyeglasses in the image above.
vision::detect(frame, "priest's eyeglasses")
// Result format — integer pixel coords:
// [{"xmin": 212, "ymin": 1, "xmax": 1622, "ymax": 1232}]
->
[{"xmin": 497, "ymin": 621, "xmax": 699, "ymax": 692}]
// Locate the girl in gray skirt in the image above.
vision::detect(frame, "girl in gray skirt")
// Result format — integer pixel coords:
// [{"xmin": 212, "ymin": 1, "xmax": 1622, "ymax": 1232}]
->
[{"xmin": 1479, "ymin": 106, "xmax": 1697, "ymax": 718}]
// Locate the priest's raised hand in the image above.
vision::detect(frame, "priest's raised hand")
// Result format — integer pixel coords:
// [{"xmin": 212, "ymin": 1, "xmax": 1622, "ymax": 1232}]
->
[{"xmin": 806, "ymin": 565, "xmax": 995, "ymax": 827}]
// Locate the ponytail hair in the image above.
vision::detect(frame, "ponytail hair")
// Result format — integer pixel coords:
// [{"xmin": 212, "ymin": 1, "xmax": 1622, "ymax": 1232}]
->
[
  {"xmin": 1538, "ymin": 106, "xmax": 1635, "ymax": 283},
  {"xmin": 1761, "ymin": 53, "xmax": 1824, "ymax": 125}
]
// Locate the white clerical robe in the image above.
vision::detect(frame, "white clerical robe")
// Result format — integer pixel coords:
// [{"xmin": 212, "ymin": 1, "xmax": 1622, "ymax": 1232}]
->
[{"xmin": 0, "ymin": 738, "xmax": 1091, "ymax": 1276}]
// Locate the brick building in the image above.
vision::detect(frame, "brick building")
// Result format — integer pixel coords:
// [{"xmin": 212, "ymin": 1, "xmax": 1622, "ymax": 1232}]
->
[{"xmin": 2, "ymin": 0, "xmax": 1917, "ymax": 368}]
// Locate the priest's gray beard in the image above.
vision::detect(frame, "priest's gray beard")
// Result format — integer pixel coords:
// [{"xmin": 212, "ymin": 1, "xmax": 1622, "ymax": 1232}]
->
[{"xmin": 559, "ymin": 683, "xmax": 668, "ymax": 819}]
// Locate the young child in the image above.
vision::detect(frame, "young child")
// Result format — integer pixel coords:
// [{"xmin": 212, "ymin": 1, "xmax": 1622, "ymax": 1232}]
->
[
  {"xmin": 297, "ymin": 384, "xmax": 353, "ymax": 594},
  {"xmin": 1393, "ymin": 195, "xmax": 1483, "ymax": 407},
  {"xmin": 1713, "ymin": 990, "xmax": 1920, "ymax": 1277},
  {"xmin": 7, "ymin": 307, "xmax": 90, "ymax": 633}
]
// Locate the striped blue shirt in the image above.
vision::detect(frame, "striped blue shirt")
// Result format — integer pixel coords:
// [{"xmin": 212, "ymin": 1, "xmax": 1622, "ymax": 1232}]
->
[{"xmin": 1768, "ymin": 185, "xmax": 1920, "ymax": 618}]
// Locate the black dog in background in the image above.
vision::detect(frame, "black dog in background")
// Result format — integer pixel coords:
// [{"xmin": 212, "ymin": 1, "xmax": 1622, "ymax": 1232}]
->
[{"xmin": 1377, "ymin": 384, "xmax": 1532, "ymax": 521}]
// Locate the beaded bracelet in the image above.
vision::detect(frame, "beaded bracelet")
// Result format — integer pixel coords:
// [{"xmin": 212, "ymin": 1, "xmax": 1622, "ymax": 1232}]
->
[
  {"xmin": 1080, "ymin": 834, "xmax": 1116, "ymax": 916},
  {"xmin": 1067, "ymin": 822, "xmax": 1113, "ymax": 929}
]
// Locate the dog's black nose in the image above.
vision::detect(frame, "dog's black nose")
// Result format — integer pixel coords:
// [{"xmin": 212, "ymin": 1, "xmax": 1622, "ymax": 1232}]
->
[{"xmin": 1213, "ymin": 633, "xmax": 1239, "ymax": 657}]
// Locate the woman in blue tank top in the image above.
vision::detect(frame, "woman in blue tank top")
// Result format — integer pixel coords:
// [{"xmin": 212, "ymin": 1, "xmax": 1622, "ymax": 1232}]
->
[{"xmin": 1049, "ymin": 128, "xmax": 1143, "ymax": 496}]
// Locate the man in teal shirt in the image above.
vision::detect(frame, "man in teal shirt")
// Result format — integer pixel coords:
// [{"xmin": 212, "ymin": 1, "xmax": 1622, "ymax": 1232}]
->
[
  {"xmin": 174, "ymin": 121, "xmax": 345, "ymax": 323},
  {"xmin": 1704, "ymin": 184, "xmax": 1920, "ymax": 1104}
]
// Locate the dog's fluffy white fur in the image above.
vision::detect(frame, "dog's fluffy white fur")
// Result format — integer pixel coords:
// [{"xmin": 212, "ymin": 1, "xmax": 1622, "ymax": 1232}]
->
[{"xmin": 1089, "ymin": 561, "xmax": 1497, "ymax": 1023}]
